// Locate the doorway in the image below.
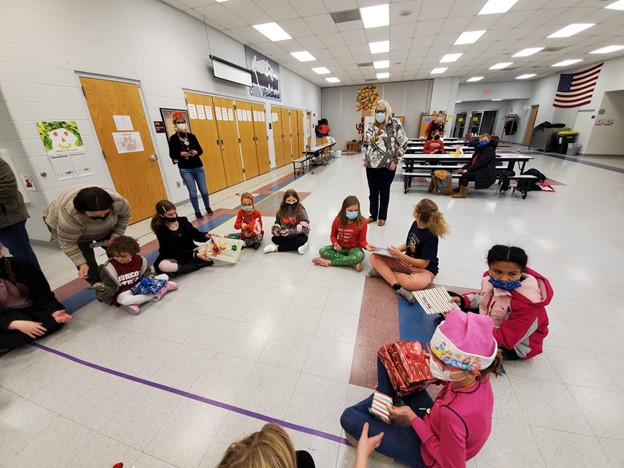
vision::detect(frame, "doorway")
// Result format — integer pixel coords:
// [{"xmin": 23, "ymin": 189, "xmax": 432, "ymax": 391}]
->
[
  {"xmin": 452, "ymin": 112, "xmax": 467, "ymax": 138},
  {"xmin": 480, "ymin": 110, "xmax": 498, "ymax": 135},
  {"xmin": 523, "ymin": 105, "xmax": 540, "ymax": 146}
]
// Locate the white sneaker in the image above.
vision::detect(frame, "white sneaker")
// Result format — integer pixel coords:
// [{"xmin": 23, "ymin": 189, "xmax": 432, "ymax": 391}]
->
[
  {"xmin": 263, "ymin": 244, "xmax": 278, "ymax": 253},
  {"xmin": 298, "ymin": 242, "xmax": 309, "ymax": 255}
]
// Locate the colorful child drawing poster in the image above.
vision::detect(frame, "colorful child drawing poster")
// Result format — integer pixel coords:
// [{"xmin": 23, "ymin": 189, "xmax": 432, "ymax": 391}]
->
[{"xmin": 36, "ymin": 120, "xmax": 92, "ymax": 180}]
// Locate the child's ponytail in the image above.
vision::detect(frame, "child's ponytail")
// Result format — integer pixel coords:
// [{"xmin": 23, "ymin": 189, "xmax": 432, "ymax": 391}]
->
[{"xmin": 416, "ymin": 199, "xmax": 449, "ymax": 238}]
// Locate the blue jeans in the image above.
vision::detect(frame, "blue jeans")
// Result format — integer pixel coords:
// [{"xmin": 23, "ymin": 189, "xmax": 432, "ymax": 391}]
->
[
  {"xmin": 340, "ymin": 358, "xmax": 432, "ymax": 467},
  {"xmin": 179, "ymin": 167, "xmax": 210, "ymax": 213},
  {"xmin": 0, "ymin": 220, "xmax": 40, "ymax": 269}
]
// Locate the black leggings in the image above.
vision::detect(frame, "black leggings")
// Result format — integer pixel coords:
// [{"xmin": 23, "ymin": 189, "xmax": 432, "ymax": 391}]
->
[
  {"xmin": 77, "ymin": 238, "xmax": 112, "ymax": 284},
  {"xmin": 459, "ymin": 171, "xmax": 477, "ymax": 187},
  {"xmin": 0, "ymin": 305, "xmax": 64, "ymax": 350},
  {"xmin": 271, "ymin": 234, "xmax": 308, "ymax": 252},
  {"xmin": 366, "ymin": 167, "xmax": 396, "ymax": 221}
]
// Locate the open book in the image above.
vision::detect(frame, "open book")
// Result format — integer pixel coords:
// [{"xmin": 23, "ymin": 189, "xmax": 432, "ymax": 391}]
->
[
  {"xmin": 373, "ymin": 247, "xmax": 394, "ymax": 258},
  {"xmin": 412, "ymin": 287, "xmax": 456, "ymax": 315}
]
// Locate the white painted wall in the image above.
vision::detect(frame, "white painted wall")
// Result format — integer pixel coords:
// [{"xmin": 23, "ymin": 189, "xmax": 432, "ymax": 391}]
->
[
  {"xmin": 583, "ymin": 91, "xmax": 624, "ymax": 154},
  {"xmin": 0, "ymin": 0, "xmax": 321, "ymax": 241}
]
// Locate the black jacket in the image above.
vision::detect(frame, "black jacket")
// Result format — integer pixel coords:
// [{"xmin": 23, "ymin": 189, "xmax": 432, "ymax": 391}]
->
[
  {"xmin": 168, "ymin": 132, "xmax": 204, "ymax": 169},
  {"xmin": 462, "ymin": 141, "xmax": 498, "ymax": 190},
  {"xmin": 0, "ymin": 257, "xmax": 64, "ymax": 330},
  {"xmin": 154, "ymin": 217, "xmax": 208, "ymax": 266}
]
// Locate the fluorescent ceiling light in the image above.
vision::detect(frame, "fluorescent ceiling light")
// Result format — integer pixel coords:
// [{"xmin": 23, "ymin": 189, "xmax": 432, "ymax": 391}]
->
[
  {"xmin": 360, "ymin": 4, "xmax": 389, "ymax": 28},
  {"xmin": 513, "ymin": 47, "xmax": 544, "ymax": 57},
  {"xmin": 290, "ymin": 51, "xmax": 315, "ymax": 62},
  {"xmin": 467, "ymin": 76, "xmax": 484, "ymax": 82},
  {"xmin": 374, "ymin": 60, "xmax": 389, "ymax": 69},
  {"xmin": 376, "ymin": 72, "xmax": 390, "ymax": 79},
  {"xmin": 590, "ymin": 45, "xmax": 624, "ymax": 54},
  {"xmin": 454, "ymin": 30, "xmax": 486, "ymax": 45},
  {"xmin": 605, "ymin": 0, "xmax": 624, "ymax": 10},
  {"xmin": 369, "ymin": 41, "xmax": 390, "ymax": 54},
  {"xmin": 552, "ymin": 59, "xmax": 582, "ymax": 67},
  {"xmin": 478, "ymin": 0, "xmax": 519, "ymax": 15},
  {"xmin": 491, "ymin": 99, "xmax": 503, "ymax": 101},
  {"xmin": 431, "ymin": 67, "xmax": 448, "ymax": 74},
  {"xmin": 440, "ymin": 53, "xmax": 463, "ymax": 63},
  {"xmin": 215, "ymin": 0, "xmax": 228, "ymax": 2},
  {"xmin": 326, "ymin": 77, "xmax": 340, "ymax": 83},
  {"xmin": 455, "ymin": 101, "xmax": 462, "ymax": 103},
  {"xmin": 312, "ymin": 67, "xmax": 330, "ymax": 74},
  {"xmin": 548, "ymin": 24, "xmax": 594, "ymax": 38},
  {"xmin": 253, "ymin": 22, "xmax": 292, "ymax": 41},
  {"xmin": 516, "ymin": 74, "xmax": 537, "ymax": 79},
  {"xmin": 489, "ymin": 62, "xmax": 512, "ymax": 69}
]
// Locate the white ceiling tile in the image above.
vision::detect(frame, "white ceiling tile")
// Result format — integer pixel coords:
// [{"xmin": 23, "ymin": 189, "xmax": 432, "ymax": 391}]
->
[
  {"xmin": 228, "ymin": 26, "xmax": 270, "ymax": 44},
  {"xmin": 491, "ymin": 10, "xmax": 536, "ymax": 30},
  {"xmin": 336, "ymin": 21, "xmax": 366, "ymax": 32},
  {"xmin": 330, "ymin": 46, "xmax": 353, "ymax": 58},
  {"xmin": 392, "ymin": 38, "xmax": 413, "ymax": 51},
  {"xmin": 417, "ymin": 0, "xmax": 453, "ymax": 20},
  {"xmin": 256, "ymin": 0, "xmax": 300, "ymax": 20},
  {"xmin": 222, "ymin": 1, "xmax": 271, "ymax": 25},
  {"xmin": 390, "ymin": 23, "xmax": 416, "ymax": 39},
  {"xmin": 413, "ymin": 20, "xmax": 443, "ymax": 37},
  {"xmin": 193, "ymin": 5, "xmax": 247, "ymax": 28},
  {"xmin": 178, "ymin": 0, "xmax": 213, "ymax": 7},
  {"xmin": 440, "ymin": 16, "xmax": 473, "ymax": 33},
  {"xmin": 390, "ymin": 1, "xmax": 423, "ymax": 24},
  {"xmin": 323, "ymin": 0, "xmax": 358, "ymax": 11},
  {"xmin": 280, "ymin": 18, "xmax": 316, "ymax": 38},
  {"xmin": 320, "ymin": 32, "xmax": 347, "ymax": 48},
  {"xmin": 342, "ymin": 29, "xmax": 368, "ymax": 45},
  {"xmin": 288, "ymin": 0, "xmax": 329, "ymax": 16},
  {"xmin": 303, "ymin": 14, "xmax": 339, "ymax": 34},
  {"xmin": 365, "ymin": 27, "xmax": 391, "ymax": 43}
]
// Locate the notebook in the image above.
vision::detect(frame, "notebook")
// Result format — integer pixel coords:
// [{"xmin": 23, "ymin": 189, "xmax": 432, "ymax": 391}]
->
[
  {"xmin": 412, "ymin": 287, "xmax": 455, "ymax": 315},
  {"xmin": 374, "ymin": 247, "xmax": 394, "ymax": 258}
]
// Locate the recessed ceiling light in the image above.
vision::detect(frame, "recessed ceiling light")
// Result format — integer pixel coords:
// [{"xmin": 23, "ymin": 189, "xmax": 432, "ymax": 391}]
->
[
  {"xmin": 489, "ymin": 62, "xmax": 513, "ymax": 69},
  {"xmin": 478, "ymin": 0, "xmax": 519, "ymax": 15},
  {"xmin": 326, "ymin": 77, "xmax": 340, "ymax": 83},
  {"xmin": 605, "ymin": 0, "xmax": 624, "ymax": 10},
  {"xmin": 516, "ymin": 74, "xmax": 537, "ymax": 79},
  {"xmin": 455, "ymin": 101, "xmax": 463, "ymax": 103},
  {"xmin": 548, "ymin": 24, "xmax": 594, "ymax": 38},
  {"xmin": 440, "ymin": 53, "xmax": 463, "ymax": 63},
  {"xmin": 513, "ymin": 47, "xmax": 544, "ymax": 57},
  {"xmin": 467, "ymin": 76, "xmax": 484, "ymax": 82},
  {"xmin": 312, "ymin": 67, "xmax": 330, "ymax": 74},
  {"xmin": 590, "ymin": 45, "xmax": 624, "ymax": 54},
  {"xmin": 552, "ymin": 59, "xmax": 582, "ymax": 67},
  {"xmin": 374, "ymin": 60, "xmax": 389, "ymax": 69},
  {"xmin": 360, "ymin": 4, "xmax": 389, "ymax": 28},
  {"xmin": 431, "ymin": 67, "xmax": 448, "ymax": 74},
  {"xmin": 369, "ymin": 41, "xmax": 390, "ymax": 54},
  {"xmin": 376, "ymin": 72, "xmax": 390, "ymax": 79},
  {"xmin": 491, "ymin": 99, "xmax": 503, "ymax": 101},
  {"xmin": 454, "ymin": 30, "xmax": 486, "ymax": 45},
  {"xmin": 291, "ymin": 51, "xmax": 316, "ymax": 62},
  {"xmin": 253, "ymin": 22, "xmax": 292, "ymax": 41}
]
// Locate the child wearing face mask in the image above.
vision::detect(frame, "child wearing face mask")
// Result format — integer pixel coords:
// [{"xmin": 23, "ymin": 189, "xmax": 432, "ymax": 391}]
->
[
  {"xmin": 230, "ymin": 192, "xmax": 263, "ymax": 249},
  {"xmin": 312, "ymin": 195, "xmax": 373, "ymax": 272},
  {"xmin": 423, "ymin": 131, "xmax": 445, "ymax": 154},
  {"xmin": 341, "ymin": 310, "xmax": 502, "ymax": 467},
  {"xmin": 451, "ymin": 245, "xmax": 552, "ymax": 360},
  {"xmin": 94, "ymin": 236, "xmax": 177, "ymax": 315},
  {"xmin": 264, "ymin": 189, "xmax": 310, "ymax": 255}
]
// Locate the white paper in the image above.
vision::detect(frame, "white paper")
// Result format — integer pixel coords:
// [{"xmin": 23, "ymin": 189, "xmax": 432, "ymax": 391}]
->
[
  {"xmin": 187, "ymin": 104, "xmax": 198, "ymax": 119},
  {"xmin": 113, "ymin": 115, "xmax": 133, "ymax": 131},
  {"xmin": 228, "ymin": 108, "xmax": 234, "ymax": 121},
  {"xmin": 253, "ymin": 110, "xmax": 258, "ymax": 121},
  {"xmin": 113, "ymin": 131, "xmax": 144, "ymax": 154},
  {"xmin": 205, "ymin": 106, "xmax": 213, "ymax": 120},
  {"xmin": 261, "ymin": 113, "xmax": 265, "ymax": 122},
  {"xmin": 237, "ymin": 109, "xmax": 243, "ymax": 121},
  {"xmin": 215, "ymin": 107, "xmax": 222, "ymax": 120},
  {"xmin": 221, "ymin": 108, "xmax": 228, "ymax": 121},
  {"xmin": 246, "ymin": 110, "xmax": 252, "ymax": 121},
  {"xmin": 373, "ymin": 247, "xmax": 394, "ymax": 258},
  {"xmin": 196, "ymin": 105, "xmax": 206, "ymax": 120}
]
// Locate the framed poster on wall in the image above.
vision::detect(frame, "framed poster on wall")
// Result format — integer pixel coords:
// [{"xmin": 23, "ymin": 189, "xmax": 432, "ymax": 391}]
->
[{"xmin": 159, "ymin": 108, "xmax": 192, "ymax": 140}]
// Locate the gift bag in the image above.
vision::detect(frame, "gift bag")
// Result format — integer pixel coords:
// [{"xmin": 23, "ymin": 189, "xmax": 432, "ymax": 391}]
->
[
  {"xmin": 369, "ymin": 390, "xmax": 392, "ymax": 424},
  {"xmin": 198, "ymin": 236, "xmax": 244, "ymax": 264},
  {"xmin": 378, "ymin": 340, "xmax": 436, "ymax": 396},
  {"xmin": 131, "ymin": 277, "xmax": 167, "ymax": 295}
]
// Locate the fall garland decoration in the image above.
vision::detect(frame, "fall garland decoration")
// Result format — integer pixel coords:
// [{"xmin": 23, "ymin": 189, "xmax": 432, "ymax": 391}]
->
[{"xmin": 356, "ymin": 85, "xmax": 379, "ymax": 112}]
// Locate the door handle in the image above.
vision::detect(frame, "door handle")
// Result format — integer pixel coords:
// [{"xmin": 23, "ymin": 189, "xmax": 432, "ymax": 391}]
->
[{"xmin": 149, "ymin": 154, "xmax": 158, "ymax": 161}]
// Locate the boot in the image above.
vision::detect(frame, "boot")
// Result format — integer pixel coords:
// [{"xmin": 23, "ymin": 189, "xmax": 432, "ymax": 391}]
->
[
  {"xmin": 427, "ymin": 178, "xmax": 435, "ymax": 193},
  {"xmin": 452, "ymin": 185, "xmax": 469, "ymax": 199},
  {"xmin": 176, "ymin": 262, "xmax": 200, "ymax": 274},
  {"xmin": 444, "ymin": 182, "xmax": 454, "ymax": 196}
]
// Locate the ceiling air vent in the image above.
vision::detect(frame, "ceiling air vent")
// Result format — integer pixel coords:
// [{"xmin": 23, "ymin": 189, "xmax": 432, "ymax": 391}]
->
[
  {"xmin": 330, "ymin": 9, "xmax": 361, "ymax": 24},
  {"xmin": 357, "ymin": 62, "xmax": 374, "ymax": 67},
  {"xmin": 543, "ymin": 47, "xmax": 565, "ymax": 52}
]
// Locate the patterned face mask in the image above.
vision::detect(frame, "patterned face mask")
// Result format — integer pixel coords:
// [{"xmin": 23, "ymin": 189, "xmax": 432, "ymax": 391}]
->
[{"xmin": 488, "ymin": 276, "xmax": 521, "ymax": 291}]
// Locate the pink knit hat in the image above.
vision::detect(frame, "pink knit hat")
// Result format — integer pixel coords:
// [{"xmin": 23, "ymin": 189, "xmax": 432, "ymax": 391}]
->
[{"xmin": 430, "ymin": 310, "xmax": 497, "ymax": 371}]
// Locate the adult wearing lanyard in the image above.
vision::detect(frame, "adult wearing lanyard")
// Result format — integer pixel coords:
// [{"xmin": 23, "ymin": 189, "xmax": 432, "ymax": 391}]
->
[
  {"xmin": 43, "ymin": 186, "xmax": 130, "ymax": 284},
  {"xmin": 362, "ymin": 99, "xmax": 408, "ymax": 227},
  {"xmin": 168, "ymin": 112, "xmax": 213, "ymax": 219}
]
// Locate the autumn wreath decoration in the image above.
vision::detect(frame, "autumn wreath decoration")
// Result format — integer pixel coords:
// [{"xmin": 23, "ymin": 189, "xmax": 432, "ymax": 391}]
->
[{"xmin": 356, "ymin": 85, "xmax": 379, "ymax": 112}]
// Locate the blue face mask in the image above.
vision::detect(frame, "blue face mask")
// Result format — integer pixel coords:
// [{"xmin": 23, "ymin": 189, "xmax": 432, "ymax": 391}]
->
[
  {"xmin": 479, "ymin": 140, "xmax": 489, "ymax": 148},
  {"xmin": 375, "ymin": 113, "xmax": 386, "ymax": 123},
  {"xmin": 488, "ymin": 276, "xmax": 521, "ymax": 291},
  {"xmin": 346, "ymin": 211, "xmax": 358, "ymax": 220}
]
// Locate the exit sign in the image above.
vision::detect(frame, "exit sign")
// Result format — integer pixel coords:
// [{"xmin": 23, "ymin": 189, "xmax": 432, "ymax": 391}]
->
[{"xmin": 484, "ymin": 89, "xmax": 492, "ymax": 94}]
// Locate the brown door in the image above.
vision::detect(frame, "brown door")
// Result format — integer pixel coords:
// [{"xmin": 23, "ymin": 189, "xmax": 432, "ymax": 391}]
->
[
  {"xmin": 80, "ymin": 77, "xmax": 166, "ymax": 223},
  {"xmin": 272, "ymin": 108, "xmax": 286, "ymax": 168},
  {"xmin": 523, "ymin": 105, "xmax": 539, "ymax": 146},
  {"xmin": 184, "ymin": 92, "xmax": 228, "ymax": 192},
  {"xmin": 280, "ymin": 107, "xmax": 293, "ymax": 162},
  {"xmin": 252, "ymin": 103, "xmax": 270, "ymax": 174},
  {"xmin": 294, "ymin": 110, "xmax": 304, "ymax": 158},
  {"xmin": 235, "ymin": 100, "xmax": 259, "ymax": 180},
  {"xmin": 212, "ymin": 96, "xmax": 244, "ymax": 185},
  {"xmin": 306, "ymin": 111, "xmax": 312, "ymax": 149}
]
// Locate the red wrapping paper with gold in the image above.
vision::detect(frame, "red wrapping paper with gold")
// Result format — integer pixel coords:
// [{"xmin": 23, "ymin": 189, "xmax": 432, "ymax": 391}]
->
[{"xmin": 378, "ymin": 340, "xmax": 436, "ymax": 396}]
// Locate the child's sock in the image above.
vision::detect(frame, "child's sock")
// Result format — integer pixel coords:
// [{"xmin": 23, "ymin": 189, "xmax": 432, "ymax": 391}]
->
[{"xmin": 392, "ymin": 283, "xmax": 401, "ymax": 291}]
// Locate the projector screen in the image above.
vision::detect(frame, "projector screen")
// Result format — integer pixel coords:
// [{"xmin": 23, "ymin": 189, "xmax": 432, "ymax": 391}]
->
[{"xmin": 211, "ymin": 56, "xmax": 252, "ymax": 87}]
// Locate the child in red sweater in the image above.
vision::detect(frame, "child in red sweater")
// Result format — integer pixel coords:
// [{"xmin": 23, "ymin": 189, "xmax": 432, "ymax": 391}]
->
[
  {"xmin": 231, "ymin": 192, "xmax": 264, "ymax": 249},
  {"xmin": 313, "ymin": 195, "xmax": 373, "ymax": 272}
]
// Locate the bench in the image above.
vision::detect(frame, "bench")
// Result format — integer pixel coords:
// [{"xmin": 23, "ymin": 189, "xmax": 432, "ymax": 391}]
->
[
  {"xmin": 293, "ymin": 142, "xmax": 335, "ymax": 177},
  {"xmin": 501, "ymin": 174, "xmax": 540, "ymax": 199}
]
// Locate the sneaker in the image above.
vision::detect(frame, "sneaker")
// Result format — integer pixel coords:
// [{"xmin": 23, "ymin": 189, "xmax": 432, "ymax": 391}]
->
[
  {"xmin": 195, "ymin": 212, "xmax": 203, "ymax": 219},
  {"xmin": 166, "ymin": 281, "xmax": 178, "ymax": 292},
  {"xmin": 298, "ymin": 242, "xmax": 309, "ymax": 255},
  {"xmin": 122, "ymin": 304, "xmax": 141, "ymax": 315},
  {"xmin": 378, "ymin": 220, "xmax": 386, "ymax": 227},
  {"xmin": 264, "ymin": 244, "xmax": 278, "ymax": 253},
  {"xmin": 152, "ymin": 286, "xmax": 168, "ymax": 301},
  {"xmin": 368, "ymin": 268, "xmax": 381, "ymax": 277},
  {"xmin": 366, "ymin": 217, "xmax": 376, "ymax": 224},
  {"xmin": 253, "ymin": 242, "xmax": 261, "ymax": 250},
  {"xmin": 396, "ymin": 287, "xmax": 417, "ymax": 304},
  {"xmin": 206, "ymin": 208, "xmax": 214, "ymax": 215}
]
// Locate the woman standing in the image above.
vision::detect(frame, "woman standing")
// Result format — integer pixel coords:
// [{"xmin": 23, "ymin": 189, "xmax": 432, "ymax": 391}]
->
[
  {"xmin": 363, "ymin": 100, "xmax": 408, "ymax": 227},
  {"xmin": 168, "ymin": 112, "xmax": 213, "ymax": 219}
]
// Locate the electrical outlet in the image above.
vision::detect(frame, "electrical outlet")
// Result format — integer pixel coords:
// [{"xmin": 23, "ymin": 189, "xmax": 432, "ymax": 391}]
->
[{"xmin": 176, "ymin": 181, "xmax": 181, "ymax": 188}]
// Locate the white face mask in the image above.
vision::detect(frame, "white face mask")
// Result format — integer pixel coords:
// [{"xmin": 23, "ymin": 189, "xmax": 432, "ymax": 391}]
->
[
  {"xmin": 429, "ymin": 354, "xmax": 464, "ymax": 381},
  {"xmin": 176, "ymin": 123, "xmax": 187, "ymax": 132},
  {"xmin": 242, "ymin": 205, "xmax": 253, "ymax": 212}
]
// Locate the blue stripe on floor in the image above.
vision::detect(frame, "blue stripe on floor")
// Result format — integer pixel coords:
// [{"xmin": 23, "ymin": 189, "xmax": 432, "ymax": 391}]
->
[{"xmin": 398, "ymin": 300, "xmax": 443, "ymax": 344}]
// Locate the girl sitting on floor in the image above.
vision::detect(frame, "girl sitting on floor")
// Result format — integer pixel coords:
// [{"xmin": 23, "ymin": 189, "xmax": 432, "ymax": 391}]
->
[
  {"xmin": 230, "ymin": 192, "xmax": 263, "ymax": 250},
  {"xmin": 264, "ymin": 189, "xmax": 310, "ymax": 255}
]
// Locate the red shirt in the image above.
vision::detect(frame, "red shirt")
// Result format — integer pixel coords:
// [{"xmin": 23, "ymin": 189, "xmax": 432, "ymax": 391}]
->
[
  {"xmin": 110, "ymin": 255, "xmax": 143, "ymax": 299},
  {"xmin": 234, "ymin": 209, "xmax": 264, "ymax": 238},
  {"xmin": 329, "ymin": 216, "xmax": 368, "ymax": 248},
  {"xmin": 423, "ymin": 139, "xmax": 445, "ymax": 154}
]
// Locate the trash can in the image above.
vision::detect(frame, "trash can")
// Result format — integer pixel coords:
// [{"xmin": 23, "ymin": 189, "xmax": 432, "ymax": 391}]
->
[
  {"xmin": 557, "ymin": 131, "xmax": 579, "ymax": 154},
  {"xmin": 566, "ymin": 143, "xmax": 580, "ymax": 156}
]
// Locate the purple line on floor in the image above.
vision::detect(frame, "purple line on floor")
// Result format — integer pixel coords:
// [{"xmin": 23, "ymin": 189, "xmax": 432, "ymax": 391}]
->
[{"xmin": 31, "ymin": 342, "xmax": 350, "ymax": 446}]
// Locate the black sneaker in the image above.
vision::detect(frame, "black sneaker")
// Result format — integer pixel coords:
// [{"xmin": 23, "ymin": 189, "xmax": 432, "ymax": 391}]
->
[
  {"xmin": 206, "ymin": 208, "xmax": 214, "ymax": 215},
  {"xmin": 195, "ymin": 212, "xmax": 203, "ymax": 219},
  {"xmin": 253, "ymin": 242, "xmax": 261, "ymax": 250}
]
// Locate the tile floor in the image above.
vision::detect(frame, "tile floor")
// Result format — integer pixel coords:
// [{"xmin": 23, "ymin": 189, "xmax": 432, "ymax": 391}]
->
[{"xmin": 2, "ymin": 150, "xmax": 624, "ymax": 467}]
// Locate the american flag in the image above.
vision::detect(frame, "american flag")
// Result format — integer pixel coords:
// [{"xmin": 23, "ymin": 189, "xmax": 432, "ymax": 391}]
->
[{"xmin": 553, "ymin": 63, "xmax": 603, "ymax": 108}]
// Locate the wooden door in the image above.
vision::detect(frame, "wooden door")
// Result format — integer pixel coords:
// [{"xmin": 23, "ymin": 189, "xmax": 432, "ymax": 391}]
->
[
  {"xmin": 252, "ymin": 103, "xmax": 270, "ymax": 174},
  {"xmin": 306, "ymin": 111, "xmax": 312, "ymax": 149},
  {"xmin": 279, "ymin": 107, "xmax": 293, "ymax": 162},
  {"xmin": 523, "ymin": 105, "xmax": 539, "ymax": 146},
  {"xmin": 184, "ymin": 92, "xmax": 228, "ymax": 192},
  {"xmin": 80, "ymin": 77, "xmax": 166, "ymax": 223},
  {"xmin": 271, "ymin": 108, "xmax": 286, "ymax": 168},
  {"xmin": 295, "ymin": 110, "xmax": 304, "ymax": 157},
  {"xmin": 212, "ymin": 96, "xmax": 244, "ymax": 185},
  {"xmin": 235, "ymin": 100, "xmax": 259, "ymax": 180},
  {"xmin": 291, "ymin": 110, "xmax": 300, "ymax": 158}
]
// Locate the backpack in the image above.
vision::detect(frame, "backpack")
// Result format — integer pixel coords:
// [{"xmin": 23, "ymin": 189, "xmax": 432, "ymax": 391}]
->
[
  {"xmin": 433, "ymin": 170, "xmax": 453, "ymax": 195},
  {"xmin": 518, "ymin": 168, "xmax": 547, "ymax": 192},
  {"xmin": 498, "ymin": 170, "xmax": 516, "ymax": 193}
]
